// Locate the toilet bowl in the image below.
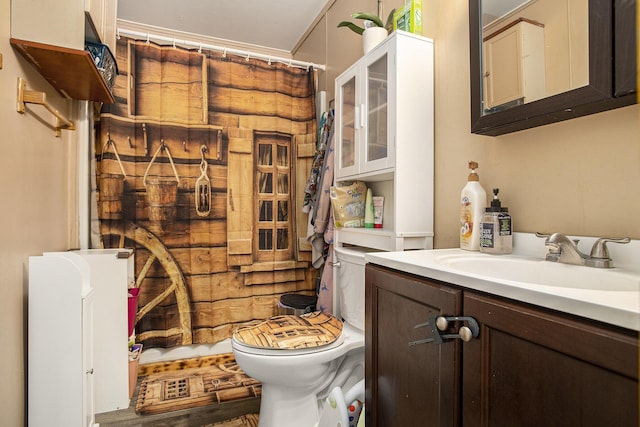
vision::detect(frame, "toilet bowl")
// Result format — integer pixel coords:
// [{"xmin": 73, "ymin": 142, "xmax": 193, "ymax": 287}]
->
[
  {"xmin": 232, "ymin": 246, "xmax": 370, "ymax": 427},
  {"xmin": 233, "ymin": 321, "xmax": 363, "ymax": 426}
]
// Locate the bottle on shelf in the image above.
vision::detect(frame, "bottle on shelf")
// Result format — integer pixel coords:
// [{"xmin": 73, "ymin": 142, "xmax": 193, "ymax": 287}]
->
[{"xmin": 364, "ymin": 188, "xmax": 374, "ymax": 228}]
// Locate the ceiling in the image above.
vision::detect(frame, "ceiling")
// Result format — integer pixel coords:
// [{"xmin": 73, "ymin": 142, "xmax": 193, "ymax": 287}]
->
[{"xmin": 117, "ymin": 0, "xmax": 332, "ymax": 54}]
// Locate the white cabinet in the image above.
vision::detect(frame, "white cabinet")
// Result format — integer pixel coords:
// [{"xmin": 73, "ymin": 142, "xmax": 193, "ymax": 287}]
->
[
  {"xmin": 29, "ymin": 252, "xmax": 96, "ymax": 427},
  {"xmin": 483, "ymin": 19, "xmax": 546, "ymax": 111},
  {"xmin": 28, "ymin": 249, "xmax": 133, "ymax": 426},
  {"xmin": 85, "ymin": 0, "xmax": 118, "ymax": 51},
  {"xmin": 334, "ymin": 31, "xmax": 434, "ymax": 251},
  {"xmin": 75, "ymin": 249, "xmax": 133, "ymax": 414}
]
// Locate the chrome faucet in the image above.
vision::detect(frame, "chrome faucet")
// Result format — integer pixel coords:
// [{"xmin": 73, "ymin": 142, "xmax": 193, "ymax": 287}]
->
[{"xmin": 536, "ymin": 232, "xmax": 630, "ymax": 268}]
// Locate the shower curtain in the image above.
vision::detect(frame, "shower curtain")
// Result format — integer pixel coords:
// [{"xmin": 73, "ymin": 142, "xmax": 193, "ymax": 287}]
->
[{"xmin": 94, "ymin": 37, "xmax": 318, "ymax": 349}]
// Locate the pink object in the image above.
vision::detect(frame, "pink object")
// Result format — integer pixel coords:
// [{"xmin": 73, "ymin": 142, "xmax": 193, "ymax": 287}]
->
[{"xmin": 128, "ymin": 288, "xmax": 140, "ymax": 337}]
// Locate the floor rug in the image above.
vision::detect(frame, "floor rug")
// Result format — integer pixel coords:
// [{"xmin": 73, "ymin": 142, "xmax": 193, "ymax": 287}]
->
[
  {"xmin": 135, "ymin": 355, "xmax": 261, "ymax": 415},
  {"xmin": 204, "ymin": 414, "xmax": 259, "ymax": 427}
]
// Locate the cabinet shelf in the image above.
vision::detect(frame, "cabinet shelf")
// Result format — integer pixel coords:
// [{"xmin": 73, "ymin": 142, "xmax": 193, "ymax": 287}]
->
[
  {"xmin": 335, "ymin": 169, "xmax": 393, "ymax": 183},
  {"xmin": 10, "ymin": 38, "xmax": 115, "ymax": 104},
  {"xmin": 336, "ymin": 227, "xmax": 432, "ymax": 252}
]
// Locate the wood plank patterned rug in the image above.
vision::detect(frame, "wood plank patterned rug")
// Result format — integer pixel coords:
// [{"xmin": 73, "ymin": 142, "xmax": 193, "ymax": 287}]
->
[
  {"xmin": 204, "ymin": 414, "xmax": 259, "ymax": 427},
  {"xmin": 135, "ymin": 353, "xmax": 261, "ymax": 417}
]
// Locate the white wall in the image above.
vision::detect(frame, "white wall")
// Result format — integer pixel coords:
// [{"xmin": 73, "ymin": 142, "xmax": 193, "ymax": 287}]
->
[
  {"xmin": 0, "ymin": 1, "xmax": 80, "ymax": 424},
  {"xmin": 295, "ymin": 0, "xmax": 640, "ymax": 248}
]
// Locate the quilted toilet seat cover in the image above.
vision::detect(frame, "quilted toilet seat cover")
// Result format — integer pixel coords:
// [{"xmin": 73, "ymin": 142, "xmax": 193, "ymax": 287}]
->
[{"xmin": 233, "ymin": 311, "xmax": 343, "ymax": 350}]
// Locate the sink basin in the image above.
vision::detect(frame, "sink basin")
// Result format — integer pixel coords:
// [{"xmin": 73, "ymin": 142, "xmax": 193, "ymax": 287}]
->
[{"xmin": 432, "ymin": 253, "xmax": 640, "ymax": 291}]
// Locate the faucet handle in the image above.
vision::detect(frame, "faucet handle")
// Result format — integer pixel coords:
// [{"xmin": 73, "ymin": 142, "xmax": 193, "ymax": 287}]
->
[
  {"xmin": 589, "ymin": 237, "xmax": 631, "ymax": 259},
  {"xmin": 536, "ymin": 232, "xmax": 562, "ymax": 254}
]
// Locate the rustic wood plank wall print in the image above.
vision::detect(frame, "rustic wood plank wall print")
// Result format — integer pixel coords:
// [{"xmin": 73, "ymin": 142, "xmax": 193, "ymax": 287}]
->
[{"xmin": 95, "ymin": 38, "xmax": 318, "ymax": 349}]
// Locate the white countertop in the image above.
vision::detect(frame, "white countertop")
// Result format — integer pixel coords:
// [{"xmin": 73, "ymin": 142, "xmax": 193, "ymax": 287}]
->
[{"xmin": 364, "ymin": 233, "xmax": 640, "ymax": 331}]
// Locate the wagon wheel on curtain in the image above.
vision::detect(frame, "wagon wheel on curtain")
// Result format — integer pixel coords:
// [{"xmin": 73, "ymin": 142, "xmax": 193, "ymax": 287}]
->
[{"xmin": 99, "ymin": 221, "xmax": 193, "ymax": 345}]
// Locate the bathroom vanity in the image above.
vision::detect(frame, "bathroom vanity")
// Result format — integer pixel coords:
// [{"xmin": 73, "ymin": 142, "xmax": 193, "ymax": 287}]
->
[{"xmin": 364, "ymin": 235, "xmax": 639, "ymax": 426}]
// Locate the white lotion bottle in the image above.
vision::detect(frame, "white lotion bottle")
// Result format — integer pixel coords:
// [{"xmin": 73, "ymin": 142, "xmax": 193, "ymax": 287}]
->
[
  {"xmin": 460, "ymin": 161, "xmax": 487, "ymax": 251},
  {"xmin": 364, "ymin": 187, "xmax": 374, "ymax": 228}
]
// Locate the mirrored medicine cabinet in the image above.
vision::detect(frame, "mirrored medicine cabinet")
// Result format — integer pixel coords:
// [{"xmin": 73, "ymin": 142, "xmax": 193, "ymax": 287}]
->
[{"xmin": 469, "ymin": 0, "xmax": 636, "ymax": 136}]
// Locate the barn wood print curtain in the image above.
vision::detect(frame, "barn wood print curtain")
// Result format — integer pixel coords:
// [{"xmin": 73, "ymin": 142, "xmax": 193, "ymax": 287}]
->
[{"xmin": 95, "ymin": 37, "xmax": 318, "ymax": 349}]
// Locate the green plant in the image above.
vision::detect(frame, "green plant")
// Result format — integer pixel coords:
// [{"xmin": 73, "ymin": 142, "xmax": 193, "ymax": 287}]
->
[{"xmin": 338, "ymin": 10, "xmax": 395, "ymax": 35}]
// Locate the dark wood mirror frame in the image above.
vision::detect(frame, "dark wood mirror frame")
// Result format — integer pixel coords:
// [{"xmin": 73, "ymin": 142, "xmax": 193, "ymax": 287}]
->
[{"xmin": 470, "ymin": 0, "xmax": 637, "ymax": 136}]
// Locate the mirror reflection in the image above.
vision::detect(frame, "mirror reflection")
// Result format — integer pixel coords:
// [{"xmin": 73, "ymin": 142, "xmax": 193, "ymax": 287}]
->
[{"xmin": 480, "ymin": 0, "xmax": 589, "ymax": 114}]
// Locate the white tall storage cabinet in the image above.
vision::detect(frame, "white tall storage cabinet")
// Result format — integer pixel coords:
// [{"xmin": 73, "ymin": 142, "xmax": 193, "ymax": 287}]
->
[
  {"xmin": 76, "ymin": 249, "xmax": 134, "ymax": 413},
  {"xmin": 29, "ymin": 252, "xmax": 96, "ymax": 427},
  {"xmin": 29, "ymin": 249, "xmax": 133, "ymax": 427},
  {"xmin": 334, "ymin": 31, "xmax": 434, "ymax": 251}
]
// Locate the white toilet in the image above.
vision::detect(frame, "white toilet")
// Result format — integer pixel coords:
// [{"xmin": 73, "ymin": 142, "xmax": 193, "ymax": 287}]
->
[{"xmin": 232, "ymin": 246, "xmax": 369, "ymax": 427}]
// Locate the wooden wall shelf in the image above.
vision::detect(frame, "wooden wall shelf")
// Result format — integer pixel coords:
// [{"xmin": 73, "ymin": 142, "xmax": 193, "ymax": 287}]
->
[{"xmin": 10, "ymin": 38, "xmax": 115, "ymax": 104}]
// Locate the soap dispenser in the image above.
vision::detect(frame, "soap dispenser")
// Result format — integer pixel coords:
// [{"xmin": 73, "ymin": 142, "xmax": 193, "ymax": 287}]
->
[
  {"xmin": 460, "ymin": 161, "xmax": 487, "ymax": 251},
  {"xmin": 479, "ymin": 188, "xmax": 513, "ymax": 254}
]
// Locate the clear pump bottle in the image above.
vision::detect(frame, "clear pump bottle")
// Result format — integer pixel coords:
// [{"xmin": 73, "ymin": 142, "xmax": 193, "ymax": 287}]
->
[{"xmin": 479, "ymin": 188, "xmax": 512, "ymax": 254}]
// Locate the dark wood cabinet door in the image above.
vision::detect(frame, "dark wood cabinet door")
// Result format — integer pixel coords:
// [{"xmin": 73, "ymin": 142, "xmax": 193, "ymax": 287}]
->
[
  {"xmin": 462, "ymin": 292, "xmax": 639, "ymax": 427},
  {"xmin": 365, "ymin": 265, "xmax": 462, "ymax": 427}
]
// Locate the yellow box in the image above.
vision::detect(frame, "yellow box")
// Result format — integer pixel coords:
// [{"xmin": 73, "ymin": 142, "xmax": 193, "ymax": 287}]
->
[{"xmin": 394, "ymin": 0, "xmax": 423, "ymax": 34}]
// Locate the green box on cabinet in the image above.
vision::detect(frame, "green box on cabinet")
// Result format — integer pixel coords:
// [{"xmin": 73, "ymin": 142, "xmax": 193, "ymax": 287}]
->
[{"xmin": 394, "ymin": 0, "xmax": 423, "ymax": 34}]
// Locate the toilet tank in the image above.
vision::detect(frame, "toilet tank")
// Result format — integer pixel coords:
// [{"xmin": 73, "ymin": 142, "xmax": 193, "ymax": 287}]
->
[{"xmin": 334, "ymin": 246, "xmax": 375, "ymax": 331}]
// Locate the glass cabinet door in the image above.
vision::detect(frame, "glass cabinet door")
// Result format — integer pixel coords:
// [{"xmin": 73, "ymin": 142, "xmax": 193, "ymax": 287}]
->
[
  {"xmin": 337, "ymin": 71, "xmax": 358, "ymax": 177},
  {"xmin": 335, "ymin": 38, "xmax": 394, "ymax": 179},
  {"xmin": 366, "ymin": 53, "xmax": 388, "ymax": 164}
]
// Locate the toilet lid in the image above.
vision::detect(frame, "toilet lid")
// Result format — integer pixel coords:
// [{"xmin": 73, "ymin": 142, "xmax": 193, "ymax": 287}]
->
[{"xmin": 232, "ymin": 311, "xmax": 343, "ymax": 350}]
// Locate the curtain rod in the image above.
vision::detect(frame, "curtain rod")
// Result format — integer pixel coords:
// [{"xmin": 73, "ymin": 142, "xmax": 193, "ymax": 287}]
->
[{"xmin": 116, "ymin": 28, "xmax": 326, "ymax": 71}]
